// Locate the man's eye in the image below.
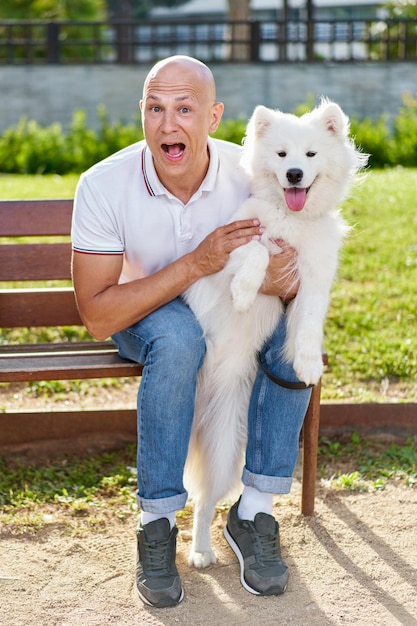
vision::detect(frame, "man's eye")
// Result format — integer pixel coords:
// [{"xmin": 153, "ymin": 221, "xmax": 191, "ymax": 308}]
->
[
  {"xmin": 180, "ymin": 107, "xmax": 190, "ymax": 113},
  {"xmin": 151, "ymin": 106, "xmax": 161, "ymax": 113}
]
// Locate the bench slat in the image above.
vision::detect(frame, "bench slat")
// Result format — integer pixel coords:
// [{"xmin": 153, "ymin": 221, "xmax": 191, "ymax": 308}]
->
[
  {"xmin": 1, "ymin": 341, "xmax": 114, "ymax": 355},
  {"xmin": 0, "ymin": 199, "xmax": 73, "ymax": 236},
  {"xmin": 0, "ymin": 288, "xmax": 82, "ymax": 327},
  {"xmin": 0, "ymin": 347, "xmax": 143, "ymax": 382},
  {"xmin": 0, "ymin": 242, "xmax": 72, "ymax": 281}
]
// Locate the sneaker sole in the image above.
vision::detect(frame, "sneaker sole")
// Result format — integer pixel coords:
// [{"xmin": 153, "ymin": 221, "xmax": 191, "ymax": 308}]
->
[
  {"xmin": 224, "ymin": 524, "xmax": 288, "ymax": 596},
  {"xmin": 137, "ymin": 585, "xmax": 184, "ymax": 608}
]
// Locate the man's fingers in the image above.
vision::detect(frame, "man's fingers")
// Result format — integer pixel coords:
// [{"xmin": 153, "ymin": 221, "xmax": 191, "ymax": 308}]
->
[
  {"xmin": 224, "ymin": 219, "xmax": 262, "ymax": 238},
  {"xmin": 226, "ymin": 218, "xmax": 260, "ymax": 232},
  {"xmin": 221, "ymin": 220, "xmax": 265, "ymax": 250}
]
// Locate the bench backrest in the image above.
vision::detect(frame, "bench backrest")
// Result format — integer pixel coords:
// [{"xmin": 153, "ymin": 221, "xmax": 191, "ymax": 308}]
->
[{"xmin": 0, "ymin": 199, "xmax": 83, "ymax": 328}]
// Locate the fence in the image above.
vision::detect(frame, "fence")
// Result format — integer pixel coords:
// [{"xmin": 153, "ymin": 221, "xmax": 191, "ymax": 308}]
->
[{"xmin": 1, "ymin": 17, "xmax": 417, "ymax": 65}]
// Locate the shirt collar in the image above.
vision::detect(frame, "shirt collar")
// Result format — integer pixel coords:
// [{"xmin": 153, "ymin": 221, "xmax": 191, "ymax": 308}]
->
[{"xmin": 142, "ymin": 137, "xmax": 219, "ymax": 199}]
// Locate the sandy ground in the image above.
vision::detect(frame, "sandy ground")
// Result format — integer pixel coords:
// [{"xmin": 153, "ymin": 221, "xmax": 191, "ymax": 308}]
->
[
  {"xmin": 1, "ymin": 474, "xmax": 417, "ymax": 626},
  {"xmin": 1, "ymin": 382, "xmax": 417, "ymax": 625}
]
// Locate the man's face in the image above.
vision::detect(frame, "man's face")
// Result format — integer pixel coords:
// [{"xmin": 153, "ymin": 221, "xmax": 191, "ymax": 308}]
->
[{"xmin": 140, "ymin": 61, "xmax": 223, "ymax": 189}]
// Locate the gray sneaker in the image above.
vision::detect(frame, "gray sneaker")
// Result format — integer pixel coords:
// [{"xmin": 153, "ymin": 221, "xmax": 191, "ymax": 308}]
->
[
  {"xmin": 224, "ymin": 500, "xmax": 289, "ymax": 595},
  {"xmin": 136, "ymin": 518, "xmax": 184, "ymax": 608}
]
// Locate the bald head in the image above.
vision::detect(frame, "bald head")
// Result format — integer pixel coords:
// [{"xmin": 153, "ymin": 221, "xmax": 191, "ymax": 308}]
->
[
  {"xmin": 139, "ymin": 55, "xmax": 224, "ymax": 203},
  {"xmin": 143, "ymin": 55, "xmax": 217, "ymax": 102}
]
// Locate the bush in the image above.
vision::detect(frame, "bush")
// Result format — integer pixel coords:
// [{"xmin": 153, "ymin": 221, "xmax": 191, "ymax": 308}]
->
[
  {"xmin": 392, "ymin": 93, "xmax": 417, "ymax": 167},
  {"xmin": 212, "ymin": 117, "xmax": 246, "ymax": 145},
  {"xmin": 0, "ymin": 107, "xmax": 145, "ymax": 175},
  {"xmin": 0, "ymin": 118, "xmax": 69, "ymax": 174},
  {"xmin": 349, "ymin": 115, "xmax": 396, "ymax": 168},
  {"xmin": 1, "ymin": 96, "xmax": 417, "ymax": 174}
]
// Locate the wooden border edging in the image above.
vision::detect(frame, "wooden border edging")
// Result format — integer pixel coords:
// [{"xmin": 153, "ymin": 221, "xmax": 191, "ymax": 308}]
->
[
  {"xmin": 320, "ymin": 403, "xmax": 417, "ymax": 438},
  {"xmin": 0, "ymin": 403, "xmax": 415, "ymax": 450},
  {"xmin": 0, "ymin": 409, "xmax": 137, "ymax": 447}
]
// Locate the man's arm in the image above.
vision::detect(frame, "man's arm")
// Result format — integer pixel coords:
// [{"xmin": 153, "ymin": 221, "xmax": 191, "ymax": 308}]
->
[
  {"xmin": 72, "ymin": 219, "xmax": 265, "ymax": 340},
  {"xmin": 72, "ymin": 252, "xmax": 199, "ymax": 340}
]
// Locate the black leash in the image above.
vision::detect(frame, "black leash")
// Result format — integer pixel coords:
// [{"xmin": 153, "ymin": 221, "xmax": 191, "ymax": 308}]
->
[{"xmin": 257, "ymin": 353, "xmax": 314, "ymax": 389}]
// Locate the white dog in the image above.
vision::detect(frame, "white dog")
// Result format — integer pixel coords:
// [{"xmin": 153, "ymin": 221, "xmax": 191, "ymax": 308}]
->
[{"xmin": 183, "ymin": 99, "xmax": 368, "ymax": 568}]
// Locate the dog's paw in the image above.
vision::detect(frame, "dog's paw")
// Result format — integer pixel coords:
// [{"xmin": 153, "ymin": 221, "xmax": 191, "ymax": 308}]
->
[
  {"xmin": 231, "ymin": 282, "xmax": 258, "ymax": 312},
  {"xmin": 294, "ymin": 355, "xmax": 324, "ymax": 387},
  {"xmin": 229, "ymin": 243, "xmax": 269, "ymax": 312},
  {"xmin": 188, "ymin": 548, "xmax": 217, "ymax": 569}
]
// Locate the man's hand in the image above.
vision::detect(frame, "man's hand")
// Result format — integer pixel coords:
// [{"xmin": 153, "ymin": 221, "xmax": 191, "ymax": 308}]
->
[
  {"xmin": 260, "ymin": 240, "xmax": 299, "ymax": 302},
  {"xmin": 189, "ymin": 219, "xmax": 265, "ymax": 277}
]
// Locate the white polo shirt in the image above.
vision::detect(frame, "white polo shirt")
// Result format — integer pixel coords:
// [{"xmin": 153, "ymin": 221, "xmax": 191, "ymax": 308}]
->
[{"xmin": 72, "ymin": 137, "xmax": 250, "ymax": 284}]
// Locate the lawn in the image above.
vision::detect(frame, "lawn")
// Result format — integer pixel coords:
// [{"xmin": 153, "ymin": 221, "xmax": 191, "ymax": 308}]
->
[
  {"xmin": 324, "ymin": 167, "xmax": 417, "ymax": 401},
  {"xmin": 0, "ymin": 433, "xmax": 415, "ymax": 534},
  {"xmin": 1, "ymin": 168, "xmax": 417, "ymax": 402}
]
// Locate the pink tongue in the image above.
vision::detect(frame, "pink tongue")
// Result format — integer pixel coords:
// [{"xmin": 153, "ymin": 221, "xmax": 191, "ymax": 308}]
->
[
  {"xmin": 167, "ymin": 144, "xmax": 182, "ymax": 156},
  {"xmin": 285, "ymin": 188, "xmax": 307, "ymax": 212}
]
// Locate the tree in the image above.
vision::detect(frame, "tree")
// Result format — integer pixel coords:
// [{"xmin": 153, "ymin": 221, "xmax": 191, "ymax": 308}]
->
[
  {"xmin": 0, "ymin": 0, "xmax": 106, "ymax": 20},
  {"xmin": 227, "ymin": 0, "xmax": 251, "ymax": 61},
  {"xmin": 306, "ymin": 0, "xmax": 315, "ymax": 62},
  {"xmin": 0, "ymin": 0, "xmax": 108, "ymax": 62},
  {"xmin": 384, "ymin": 0, "xmax": 417, "ymax": 18},
  {"xmin": 370, "ymin": 0, "xmax": 417, "ymax": 60}
]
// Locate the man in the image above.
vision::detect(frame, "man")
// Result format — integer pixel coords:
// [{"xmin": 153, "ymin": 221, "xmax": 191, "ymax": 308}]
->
[{"xmin": 71, "ymin": 55, "xmax": 312, "ymax": 608}]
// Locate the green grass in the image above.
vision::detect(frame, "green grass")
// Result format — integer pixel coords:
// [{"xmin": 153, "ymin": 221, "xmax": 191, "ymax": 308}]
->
[
  {"xmin": 0, "ymin": 446, "xmax": 194, "ymax": 534},
  {"xmin": 324, "ymin": 167, "xmax": 417, "ymax": 401},
  {"xmin": 0, "ymin": 447, "xmax": 139, "ymax": 534},
  {"xmin": 0, "ymin": 448, "xmax": 137, "ymax": 509},
  {"xmin": 0, "ymin": 435, "xmax": 414, "ymax": 533},
  {"xmin": 0, "ymin": 173, "xmax": 79, "ymax": 198},
  {"xmin": 318, "ymin": 433, "xmax": 417, "ymax": 491},
  {"xmin": 1, "ymin": 169, "xmax": 417, "ymax": 402}
]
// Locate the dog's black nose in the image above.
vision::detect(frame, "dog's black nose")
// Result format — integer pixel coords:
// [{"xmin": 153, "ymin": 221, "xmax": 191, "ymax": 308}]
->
[{"xmin": 287, "ymin": 168, "xmax": 303, "ymax": 184}]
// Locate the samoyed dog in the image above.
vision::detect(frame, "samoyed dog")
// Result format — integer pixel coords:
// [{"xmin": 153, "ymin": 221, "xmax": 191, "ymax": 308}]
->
[{"xmin": 184, "ymin": 99, "xmax": 368, "ymax": 568}]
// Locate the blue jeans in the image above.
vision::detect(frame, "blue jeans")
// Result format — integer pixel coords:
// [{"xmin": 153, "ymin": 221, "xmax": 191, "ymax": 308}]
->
[{"xmin": 112, "ymin": 297, "xmax": 311, "ymax": 514}]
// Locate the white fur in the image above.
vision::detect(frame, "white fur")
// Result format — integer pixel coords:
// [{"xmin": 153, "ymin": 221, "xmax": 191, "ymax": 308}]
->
[{"xmin": 183, "ymin": 100, "xmax": 368, "ymax": 568}]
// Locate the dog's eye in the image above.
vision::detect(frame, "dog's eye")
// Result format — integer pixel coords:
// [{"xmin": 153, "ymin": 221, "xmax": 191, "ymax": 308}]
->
[
  {"xmin": 277, "ymin": 151, "xmax": 286, "ymax": 158},
  {"xmin": 306, "ymin": 151, "xmax": 317, "ymax": 157}
]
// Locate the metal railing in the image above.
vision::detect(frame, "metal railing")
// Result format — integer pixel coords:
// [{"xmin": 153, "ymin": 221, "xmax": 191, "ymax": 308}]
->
[{"xmin": 1, "ymin": 17, "xmax": 416, "ymax": 65}]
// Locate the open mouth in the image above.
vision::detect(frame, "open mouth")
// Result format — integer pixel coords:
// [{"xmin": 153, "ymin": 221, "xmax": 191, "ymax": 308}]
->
[
  {"xmin": 162, "ymin": 143, "xmax": 185, "ymax": 159},
  {"xmin": 284, "ymin": 186, "xmax": 311, "ymax": 212}
]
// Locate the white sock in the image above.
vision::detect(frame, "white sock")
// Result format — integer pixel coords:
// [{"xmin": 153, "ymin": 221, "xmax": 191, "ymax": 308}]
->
[
  {"xmin": 238, "ymin": 486, "xmax": 273, "ymax": 521},
  {"xmin": 141, "ymin": 510, "xmax": 176, "ymax": 529}
]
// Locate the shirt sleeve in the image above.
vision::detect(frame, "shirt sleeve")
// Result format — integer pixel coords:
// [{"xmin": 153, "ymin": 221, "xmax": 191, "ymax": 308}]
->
[{"xmin": 71, "ymin": 173, "xmax": 124, "ymax": 255}]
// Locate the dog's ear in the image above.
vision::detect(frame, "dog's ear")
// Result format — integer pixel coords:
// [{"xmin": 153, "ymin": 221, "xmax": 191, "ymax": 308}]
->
[
  {"xmin": 318, "ymin": 100, "xmax": 350, "ymax": 138},
  {"xmin": 241, "ymin": 105, "xmax": 275, "ymax": 173},
  {"xmin": 249, "ymin": 105, "xmax": 275, "ymax": 138}
]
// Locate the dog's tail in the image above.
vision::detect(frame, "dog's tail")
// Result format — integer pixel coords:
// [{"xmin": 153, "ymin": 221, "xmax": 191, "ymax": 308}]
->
[{"xmin": 185, "ymin": 346, "xmax": 256, "ymax": 505}]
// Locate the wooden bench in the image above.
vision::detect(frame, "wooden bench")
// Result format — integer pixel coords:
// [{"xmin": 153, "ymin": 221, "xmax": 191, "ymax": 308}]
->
[{"xmin": 0, "ymin": 198, "xmax": 324, "ymax": 515}]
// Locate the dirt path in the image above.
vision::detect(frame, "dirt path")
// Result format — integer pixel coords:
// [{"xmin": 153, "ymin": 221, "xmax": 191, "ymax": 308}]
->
[
  {"xmin": 1, "ymin": 477, "xmax": 417, "ymax": 626},
  {"xmin": 1, "ymin": 383, "xmax": 416, "ymax": 624}
]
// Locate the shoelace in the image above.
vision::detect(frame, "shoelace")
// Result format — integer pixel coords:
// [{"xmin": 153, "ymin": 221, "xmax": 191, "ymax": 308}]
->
[
  {"xmin": 247, "ymin": 525, "xmax": 281, "ymax": 564},
  {"xmin": 258, "ymin": 533, "xmax": 280, "ymax": 563},
  {"xmin": 143, "ymin": 537, "xmax": 173, "ymax": 571}
]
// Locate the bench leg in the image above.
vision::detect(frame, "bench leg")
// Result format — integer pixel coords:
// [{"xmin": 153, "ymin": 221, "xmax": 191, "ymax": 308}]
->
[{"xmin": 301, "ymin": 379, "xmax": 321, "ymax": 516}]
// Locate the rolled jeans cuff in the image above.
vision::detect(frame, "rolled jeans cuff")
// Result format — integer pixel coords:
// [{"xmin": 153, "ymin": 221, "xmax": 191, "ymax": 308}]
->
[
  {"xmin": 137, "ymin": 491, "xmax": 188, "ymax": 514},
  {"xmin": 242, "ymin": 468, "xmax": 293, "ymax": 495}
]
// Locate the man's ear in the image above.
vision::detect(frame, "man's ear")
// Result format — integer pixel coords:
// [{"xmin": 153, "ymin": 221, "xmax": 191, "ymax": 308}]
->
[{"xmin": 209, "ymin": 101, "xmax": 224, "ymax": 133}]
